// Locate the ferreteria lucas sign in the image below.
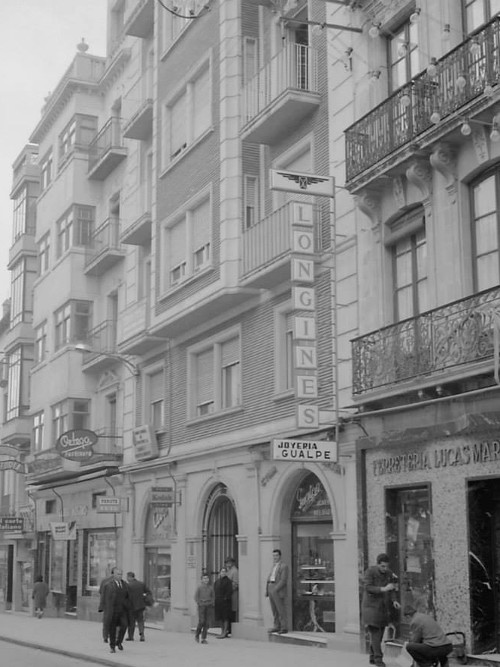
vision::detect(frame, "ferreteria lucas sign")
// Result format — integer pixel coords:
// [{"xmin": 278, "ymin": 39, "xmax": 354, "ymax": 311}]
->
[
  {"xmin": 372, "ymin": 440, "xmax": 500, "ymax": 476},
  {"xmin": 273, "ymin": 439, "xmax": 337, "ymax": 462}
]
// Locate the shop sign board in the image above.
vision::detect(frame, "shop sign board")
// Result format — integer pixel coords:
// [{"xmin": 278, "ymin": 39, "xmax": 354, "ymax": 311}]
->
[
  {"xmin": 56, "ymin": 429, "xmax": 97, "ymax": 461},
  {"xmin": 151, "ymin": 487, "xmax": 174, "ymax": 508},
  {"xmin": 132, "ymin": 424, "xmax": 159, "ymax": 461},
  {"xmin": 273, "ymin": 439, "xmax": 337, "ymax": 462},
  {"xmin": 0, "ymin": 517, "xmax": 24, "ymax": 531},
  {"xmin": 97, "ymin": 497, "xmax": 123, "ymax": 513},
  {"xmin": 50, "ymin": 521, "xmax": 77, "ymax": 541}
]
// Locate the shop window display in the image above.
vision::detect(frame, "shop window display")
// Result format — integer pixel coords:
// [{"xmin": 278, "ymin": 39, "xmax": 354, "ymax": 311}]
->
[
  {"xmin": 145, "ymin": 550, "xmax": 171, "ymax": 624},
  {"xmin": 385, "ymin": 485, "xmax": 434, "ymax": 636}
]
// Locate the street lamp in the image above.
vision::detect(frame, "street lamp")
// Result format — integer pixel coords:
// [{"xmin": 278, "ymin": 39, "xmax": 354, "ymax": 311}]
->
[{"xmin": 73, "ymin": 342, "xmax": 140, "ymax": 376}]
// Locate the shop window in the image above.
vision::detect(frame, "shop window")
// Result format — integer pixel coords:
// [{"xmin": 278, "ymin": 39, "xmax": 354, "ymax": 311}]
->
[
  {"xmin": 291, "ymin": 473, "xmax": 335, "ymax": 633},
  {"xmin": 84, "ymin": 530, "xmax": 117, "ymax": 591},
  {"xmin": 385, "ymin": 485, "xmax": 434, "ymax": 636}
]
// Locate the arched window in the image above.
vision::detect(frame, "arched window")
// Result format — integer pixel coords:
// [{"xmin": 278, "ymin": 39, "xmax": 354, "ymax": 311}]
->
[{"xmin": 203, "ymin": 484, "xmax": 238, "ymax": 579}]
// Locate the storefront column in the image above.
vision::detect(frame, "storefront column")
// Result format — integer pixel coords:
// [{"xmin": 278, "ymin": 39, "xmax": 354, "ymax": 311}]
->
[{"xmin": 166, "ymin": 473, "xmax": 190, "ymax": 632}]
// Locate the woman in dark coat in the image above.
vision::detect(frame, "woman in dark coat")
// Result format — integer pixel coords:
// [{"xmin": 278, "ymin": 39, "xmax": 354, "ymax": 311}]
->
[
  {"xmin": 32, "ymin": 575, "xmax": 49, "ymax": 618},
  {"xmin": 214, "ymin": 567, "xmax": 233, "ymax": 638}
]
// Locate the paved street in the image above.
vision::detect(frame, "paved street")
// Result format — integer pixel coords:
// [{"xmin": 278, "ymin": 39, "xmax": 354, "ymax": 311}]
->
[
  {"xmin": 0, "ymin": 611, "xmax": 372, "ymax": 667},
  {"xmin": 0, "ymin": 640, "xmax": 91, "ymax": 667}
]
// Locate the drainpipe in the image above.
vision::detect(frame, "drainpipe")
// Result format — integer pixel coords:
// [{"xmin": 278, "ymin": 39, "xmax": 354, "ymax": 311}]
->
[{"xmin": 52, "ymin": 489, "xmax": 64, "ymax": 521}]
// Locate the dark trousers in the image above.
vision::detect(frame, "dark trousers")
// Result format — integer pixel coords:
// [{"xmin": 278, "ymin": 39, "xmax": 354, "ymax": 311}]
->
[
  {"xmin": 367, "ymin": 625, "xmax": 386, "ymax": 665},
  {"xmin": 128, "ymin": 608, "xmax": 145, "ymax": 639},
  {"xmin": 196, "ymin": 605, "xmax": 211, "ymax": 640},
  {"xmin": 406, "ymin": 642, "xmax": 453, "ymax": 667},
  {"xmin": 268, "ymin": 585, "xmax": 287, "ymax": 631},
  {"xmin": 109, "ymin": 609, "xmax": 128, "ymax": 649}
]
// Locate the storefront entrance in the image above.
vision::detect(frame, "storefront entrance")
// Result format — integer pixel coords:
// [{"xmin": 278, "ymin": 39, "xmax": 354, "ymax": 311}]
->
[
  {"xmin": 468, "ymin": 478, "xmax": 500, "ymax": 654},
  {"xmin": 204, "ymin": 484, "xmax": 238, "ymax": 580},
  {"xmin": 291, "ymin": 473, "xmax": 335, "ymax": 632}
]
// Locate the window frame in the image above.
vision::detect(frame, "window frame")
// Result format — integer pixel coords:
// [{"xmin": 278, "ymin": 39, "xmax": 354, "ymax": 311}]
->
[
  {"xmin": 40, "ymin": 149, "xmax": 53, "ymax": 192},
  {"xmin": 187, "ymin": 326, "xmax": 242, "ymax": 420},
  {"xmin": 33, "ymin": 411, "xmax": 45, "ymax": 452},
  {"xmin": 58, "ymin": 114, "xmax": 98, "ymax": 167},
  {"xmin": 144, "ymin": 365, "xmax": 165, "ymax": 432},
  {"xmin": 56, "ymin": 204, "xmax": 95, "ymax": 259},
  {"xmin": 34, "ymin": 321, "xmax": 48, "ymax": 364},
  {"xmin": 52, "ymin": 398, "xmax": 90, "ymax": 441},
  {"xmin": 463, "ymin": 0, "xmax": 500, "ymax": 32},
  {"xmin": 38, "ymin": 232, "xmax": 51, "ymax": 275},
  {"xmin": 387, "ymin": 19, "xmax": 419, "ymax": 93},
  {"xmin": 54, "ymin": 300, "xmax": 93, "ymax": 350},
  {"xmin": 470, "ymin": 169, "xmax": 500, "ymax": 291},
  {"xmin": 274, "ymin": 302, "xmax": 295, "ymax": 396}
]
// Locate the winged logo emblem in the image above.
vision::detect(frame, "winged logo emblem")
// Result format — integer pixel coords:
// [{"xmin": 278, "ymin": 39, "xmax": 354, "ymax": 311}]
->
[{"xmin": 277, "ymin": 172, "xmax": 328, "ymax": 190}]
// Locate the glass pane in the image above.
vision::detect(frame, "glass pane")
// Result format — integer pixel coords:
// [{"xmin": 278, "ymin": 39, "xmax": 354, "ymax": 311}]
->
[
  {"xmin": 473, "ymin": 176, "xmax": 496, "ymax": 218},
  {"xmin": 492, "ymin": 0, "xmax": 500, "ymax": 18},
  {"xmin": 416, "ymin": 238, "xmax": 427, "ymax": 280},
  {"xmin": 477, "ymin": 252, "xmax": 500, "ymax": 290},
  {"xmin": 467, "ymin": 0, "xmax": 485, "ymax": 31},
  {"xmin": 475, "ymin": 213, "xmax": 498, "ymax": 253},
  {"xmin": 396, "ymin": 250, "xmax": 412, "ymax": 286},
  {"xmin": 417, "ymin": 277, "xmax": 428, "ymax": 313},
  {"xmin": 397, "ymin": 285, "xmax": 413, "ymax": 320}
]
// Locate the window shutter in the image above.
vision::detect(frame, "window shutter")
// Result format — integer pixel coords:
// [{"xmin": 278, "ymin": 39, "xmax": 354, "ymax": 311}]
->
[
  {"xmin": 149, "ymin": 370, "xmax": 163, "ymax": 403},
  {"xmin": 221, "ymin": 337, "xmax": 239, "ymax": 367},
  {"xmin": 244, "ymin": 175, "xmax": 258, "ymax": 228},
  {"xmin": 168, "ymin": 219, "xmax": 186, "ymax": 267},
  {"xmin": 170, "ymin": 93, "xmax": 187, "ymax": 157},
  {"xmin": 192, "ymin": 66, "xmax": 210, "ymax": 138},
  {"xmin": 192, "ymin": 198, "xmax": 211, "ymax": 247},
  {"xmin": 196, "ymin": 348, "xmax": 214, "ymax": 405}
]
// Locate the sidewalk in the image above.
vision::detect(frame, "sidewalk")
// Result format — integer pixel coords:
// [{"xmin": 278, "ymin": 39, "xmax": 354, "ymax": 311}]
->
[{"xmin": 0, "ymin": 611, "xmax": 371, "ymax": 667}]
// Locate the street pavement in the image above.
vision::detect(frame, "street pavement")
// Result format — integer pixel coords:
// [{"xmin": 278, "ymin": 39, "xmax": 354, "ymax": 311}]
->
[{"xmin": 0, "ymin": 611, "xmax": 374, "ymax": 667}]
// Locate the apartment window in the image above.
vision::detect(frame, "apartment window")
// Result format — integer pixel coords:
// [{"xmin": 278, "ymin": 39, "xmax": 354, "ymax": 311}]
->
[
  {"xmin": 38, "ymin": 233, "xmax": 50, "ymax": 275},
  {"xmin": 52, "ymin": 398, "xmax": 90, "ymax": 440},
  {"xmin": 12, "ymin": 185, "xmax": 35, "ymax": 242},
  {"xmin": 59, "ymin": 115, "xmax": 98, "ymax": 165},
  {"xmin": 10, "ymin": 260, "xmax": 26, "ymax": 327},
  {"xmin": 56, "ymin": 205, "xmax": 95, "ymax": 258},
  {"xmin": 165, "ymin": 193, "xmax": 211, "ymax": 289},
  {"xmin": 45, "ymin": 500, "xmax": 56, "ymax": 514},
  {"xmin": 85, "ymin": 531, "xmax": 116, "ymax": 590},
  {"xmin": 275, "ymin": 306, "xmax": 295, "ymax": 393},
  {"xmin": 34, "ymin": 321, "xmax": 48, "ymax": 364},
  {"xmin": 189, "ymin": 330, "xmax": 241, "ymax": 418},
  {"xmin": 391, "ymin": 223, "xmax": 427, "ymax": 321},
  {"xmin": 54, "ymin": 300, "xmax": 92, "ymax": 349},
  {"xmin": 148, "ymin": 369, "xmax": 164, "ymax": 430},
  {"xmin": 6, "ymin": 349, "xmax": 22, "ymax": 420},
  {"xmin": 40, "ymin": 149, "xmax": 53, "ymax": 191},
  {"xmin": 244, "ymin": 175, "xmax": 259, "ymax": 229},
  {"xmin": 163, "ymin": 58, "xmax": 211, "ymax": 164},
  {"xmin": 464, "ymin": 0, "xmax": 500, "ymax": 31},
  {"xmin": 388, "ymin": 20, "xmax": 419, "ymax": 92},
  {"xmin": 471, "ymin": 171, "xmax": 500, "ymax": 290},
  {"xmin": 243, "ymin": 36, "xmax": 258, "ymax": 85},
  {"xmin": 33, "ymin": 411, "xmax": 45, "ymax": 451},
  {"xmin": 91, "ymin": 491, "xmax": 107, "ymax": 509}
]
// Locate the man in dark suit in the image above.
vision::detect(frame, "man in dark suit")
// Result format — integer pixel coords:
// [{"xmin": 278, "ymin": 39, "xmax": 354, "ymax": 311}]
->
[
  {"xmin": 98, "ymin": 567, "xmax": 130, "ymax": 654},
  {"xmin": 126, "ymin": 571, "xmax": 153, "ymax": 642},
  {"xmin": 265, "ymin": 548, "xmax": 289, "ymax": 634},
  {"xmin": 361, "ymin": 553, "xmax": 401, "ymax": 667}
]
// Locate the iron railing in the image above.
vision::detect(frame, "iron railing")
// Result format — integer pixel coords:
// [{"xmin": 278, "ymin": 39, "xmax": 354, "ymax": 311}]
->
[
  {"xmin": 85, "ymin": 218, "xmax": 121, "ymax": 267},
  {"xmin": 88, "ymin": 117, "xmax": 124, "ymax": 172},
  {"xmin": 243, "ymin": 43, "xmax": 318, "ymax": 124},
  {"xmin": 84, "ymin": 319, "xmax": 118, "ymax": 358},
  {"xmin": 352, "ymin": 285, "xmax": 500, "ymax": 395},
  {"xmin": 345, "ymin": 15, "xmax": 500, "ymax": 181}
]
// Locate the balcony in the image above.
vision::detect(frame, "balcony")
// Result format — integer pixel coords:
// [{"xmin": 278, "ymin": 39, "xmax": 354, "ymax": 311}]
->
[
  {"xmin": 84, "ymin": 218, "xmax": 126, "ymax": 276},
  {"xmin": 240, "ymin": 201, "xmax": 323, "ymax": 288},
  {"xmin": 79, "ymin": 319, "xmax": 119, "ymax": 372},
  {"xmin": 123, "ymin": 77, "xmax": 153, "ymax": 140},
  {"xmin": 352, "ymin": 285, "xmax": 500, "ymax": 398},
  {"xmin": 2, "ymin": 408, "xmax": 31, "ymax": 446},
  {"xmin": 117, "ymin": 298, "xmax": 165, "ymax": 355},
  {"xmin": 241, "ymin": 43, "xmax": 320, "ymax": 144},
  {"xmin": 125, "ymin": 0, "xmax": 154, "ymax": 38},
  {"xmin": 87, "ymin": 117, "xmax": 127, "ymax": 180},
  {"xmin": 345, "ymin": 15, "xmax": 500, "ymax": 185}
]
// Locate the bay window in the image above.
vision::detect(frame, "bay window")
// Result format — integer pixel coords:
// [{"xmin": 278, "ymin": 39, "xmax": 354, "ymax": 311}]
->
[{"xmin": 54, "ymin": 300, "xmax": 92, "ymax": 349}]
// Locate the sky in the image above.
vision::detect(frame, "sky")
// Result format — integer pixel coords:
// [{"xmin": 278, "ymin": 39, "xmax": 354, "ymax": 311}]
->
[{"xmin": 0, "ymin": 0, "xmax": 108, "ymax": 306}]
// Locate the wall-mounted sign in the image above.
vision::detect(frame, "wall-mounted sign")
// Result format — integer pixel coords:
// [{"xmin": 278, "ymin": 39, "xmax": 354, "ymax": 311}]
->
[
  {"xmin": 270, "ymin": 170, "xmax": 335, "ymax": 197},
  {"xmin": 0, "ymin": 517, "xmax": 24, "ymax": 531},
  {"xmin": 96, "ymin": 497, "xmax": 123, "ymax": 513},
  {"xmin": 273, "ymin": 439, "xmax": 337, "ymax": 462},
  {"xmin": 132, "ymin": 425, "xmax": 159, "ymax": 461},
  {"xmin": 291, "ymin": 473, "xmax": 333, "ymax": 520},
  {"xmin": 49, "ymin": 521, "xmax": 77, "ymax": 541},
  {"xmin": 26, "ymin": 452, "xmax": 61, "ymax": 475},
  {"xmin": 151, "ymin": 487, "xmax": 174, "ymax": 508},
  {"xmin": 56, "ymin": 429, "xmax": 97, "ymax": 461},
  {"xmin": 0, "ymin": 458, "xmax": 24, "ymax": 473}
]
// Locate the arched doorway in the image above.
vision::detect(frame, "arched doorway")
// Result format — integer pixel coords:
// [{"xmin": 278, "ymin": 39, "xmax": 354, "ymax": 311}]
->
[
  {"xmin": 290, "ymin": 472, "xmax": 335, "ymax": 632},
  {"xmin": 203, "ymin": 484, "xmax": 238, "ymax": 580}
]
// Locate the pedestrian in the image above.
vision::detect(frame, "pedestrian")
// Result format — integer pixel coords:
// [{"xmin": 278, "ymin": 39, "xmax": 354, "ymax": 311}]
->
[
  {"xmin": 403, "ymin": 605, "xmax": 453, "ymax": 667},
  {"xmin": 214, "ymin": 566, "xmax": 233, "ymax": 639},
  {"xmin": 125, "ymin": 571, "xmax": 152, "ymax": 642},
  {"xmin": 32, "ymin": 575, "xmax": 49, "ymax": 619},
  {"xmin": 265, "ymin": 548, "xmax": 289, "ymax": 634},
  {"xmin": 99, "ymin": 572, "xmax": 114, "ymax": 643},
  {"xmin": 194, "ymin": 572, "xmax": 214, "ymax": 644},
  {"xmin": 361, "ymin": 553, "xmax": 401, "ymax": 667},
  {"xmin": 98, "ymin": 567, "xmax": 130, "ymax": 654},
  {"xmin": 224, "ymin": 556, "xmax": 239, "ymax": 633}
]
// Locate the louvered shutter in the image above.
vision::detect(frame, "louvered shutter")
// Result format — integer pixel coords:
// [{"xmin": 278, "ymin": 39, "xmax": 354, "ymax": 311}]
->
[
  {"xmin": 170, "ymin": 93, "xmax": 187, "ymax": 157},
  {"xmin": 193, "ymin": 66, "xmax": 210, "ymax": 138},
  {"xmin": 196, "ymin": 348, "xmax": 214, "ymax": 408},
  {"xmin": 169, "ymin": 219, "xmax": 186, "ymax": 268},
  {"xmin": 221, "ymin": 337, "xmax": 239, "ymax": 368},
  {"xmin": 192, "ymin": 198, "xmax": 211, "ymax": 247}
]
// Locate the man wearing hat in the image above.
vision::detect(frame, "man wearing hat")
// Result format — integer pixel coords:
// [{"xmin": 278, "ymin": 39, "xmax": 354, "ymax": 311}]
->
[{"xmin": 403, "ymin": 605, "xmax": 453, "ymax": 667}]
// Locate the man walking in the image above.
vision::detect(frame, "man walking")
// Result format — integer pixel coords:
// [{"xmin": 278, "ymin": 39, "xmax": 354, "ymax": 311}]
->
[
  {"xmin": 126, "ymin": 571, "xmax": 152, "ymax": 642},
  {"xmin": 98, "ymin": 567, "xmax": 130, "ymax": 654},
  {"xmin": 265, "ymin": 548, "xmax": 289, "ymax": 634},
  {"xmin": 361, "ymin": 553, "xmax": 400, "ymax": 667}
]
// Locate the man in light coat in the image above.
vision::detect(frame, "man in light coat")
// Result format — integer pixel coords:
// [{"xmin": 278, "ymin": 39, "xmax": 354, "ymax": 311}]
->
[{"xmin": 265, "ymin": 548, "xmax": 289, "ymax": 634}]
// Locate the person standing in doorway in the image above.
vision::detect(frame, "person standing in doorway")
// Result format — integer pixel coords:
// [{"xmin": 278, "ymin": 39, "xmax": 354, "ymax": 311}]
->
[
  {"xmin": 32, "ymin": 575, "xmax": 49, "ymax": 619},
  {"xmin": 214, "ymin": 567, "xmax": 233, "ymax": 639},
  {"xmin": 362, "ymin": 553, "xmax": 401, "ymax": 667},
  {"xmin": 224, "ymin": 556, "xmax": 239, "ymax": 634},
  {"xmin": 265, "ymin": 548, "xmax": 289, "ymax": 634},
  {"xmin": 125, "ymin": 571, "xmax": 152, "ymax": 642},
  {"xmin": 194, "ymin": 572, "xmax": 215, "ymax": 644},
  {"xmin": 98, "ymin": 567, "xmax": 130, "ymax": 654}
]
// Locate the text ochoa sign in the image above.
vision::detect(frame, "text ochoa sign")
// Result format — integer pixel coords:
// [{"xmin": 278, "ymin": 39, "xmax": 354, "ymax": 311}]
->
[{"xmin": 273, "ymin": 439, "xmax": 337, "ymax": 462}]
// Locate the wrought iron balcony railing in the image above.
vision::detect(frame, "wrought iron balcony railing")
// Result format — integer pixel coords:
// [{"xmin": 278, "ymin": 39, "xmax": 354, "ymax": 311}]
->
[
  {"xmin": 352, "ymin": 285, "xmax": 500, "ymax": 395},
  {"xmin": 345, "ymin": 15, "xmax": 500, "ymax": 182}
]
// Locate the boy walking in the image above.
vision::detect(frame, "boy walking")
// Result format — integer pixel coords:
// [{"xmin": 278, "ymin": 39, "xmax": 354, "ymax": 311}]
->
[{"xmin": 194, "ymin": 572, "xmax": 214, "ymax": 644}]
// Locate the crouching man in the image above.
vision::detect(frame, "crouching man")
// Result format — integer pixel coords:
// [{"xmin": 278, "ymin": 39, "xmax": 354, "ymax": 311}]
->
[{"xmin": 404, "ymin": 605, "xmax": 453, "ymax": 667}]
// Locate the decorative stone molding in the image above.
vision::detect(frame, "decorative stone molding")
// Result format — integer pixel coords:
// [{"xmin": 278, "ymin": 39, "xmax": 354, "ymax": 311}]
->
[
  {"xmin": 353, "ymin": 188, "xmax": 382, "ymax": 236},
  {"xmin": 472, "ymin": 125, "xmax": 490, "ymax": 164},
  {"xmin": 406, "ymin": 158, "xmax": 433, "ymax": 200},
  {"xmin": 392, "ymin": 175, "xmax": 406, "ymax": 210},
  {"xmin": 430, "ymin": 143, "xmax": 457, "ymax": 204}
]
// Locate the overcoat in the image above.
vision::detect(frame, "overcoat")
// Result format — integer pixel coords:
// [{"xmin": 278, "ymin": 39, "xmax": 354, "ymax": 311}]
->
[{"xmin": 361, "ymin": 565, "xmax": 397, "ymax": 627}]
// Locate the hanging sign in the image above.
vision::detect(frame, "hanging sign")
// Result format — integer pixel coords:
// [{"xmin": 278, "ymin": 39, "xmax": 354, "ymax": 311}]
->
[
  {"xmin": 56, "ymin": 429, "xmax": 97, "ymax": 461},
  {"xmin": 96, "ymin": 497, "xmax": 123, "ymax": 513},
  {"xmin": 273, "ymin": 439, "xmax": 337, "ymax": 462},
  {"xmin": 132, "ymin": 425, "xmax": 159, "ymax": 461},
  {"xmin": 151, "ymin": 487, "xmax": 175, "ymax": 508},
  {"xmin": 50, "ymin": 521, "xmax": 77, "ymax": 541},
  {"xmin": 270, "ymin": 170, "xmax": 335, "ymax": 197}
]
